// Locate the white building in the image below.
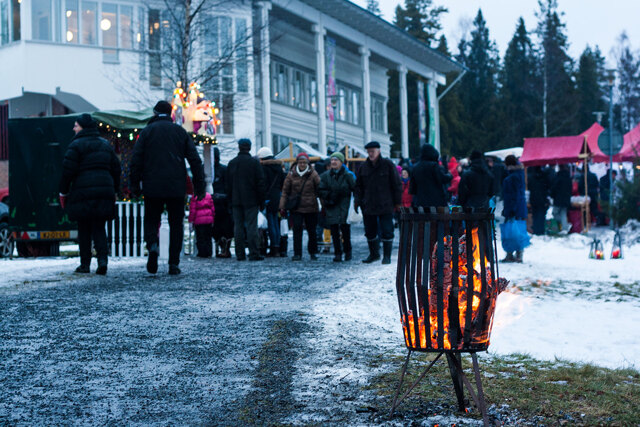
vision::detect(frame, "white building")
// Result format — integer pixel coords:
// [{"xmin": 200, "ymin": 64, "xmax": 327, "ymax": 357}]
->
[{"xmin": 0, "ymin": 0, "xmax": 462, "ymax": 158}]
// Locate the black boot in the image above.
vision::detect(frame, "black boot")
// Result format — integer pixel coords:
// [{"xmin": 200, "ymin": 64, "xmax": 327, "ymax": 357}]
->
[
  {"xmin": 342, "ymin": 224, "xmax": 352, "ymax": 261},
  {"xmin": 147, "ymin": 243, "xmax": 159, "ymax": 274},
  {"xmin": 331, "ymin": 226, "xmax": 342, "ymax": 262},
  {"xmin": 515, "ymin": 250, "xmax": 523, "ymax": 263},
  {"xmin": 217, "ymin": 237, "xmax": 231, "ymax": 258},
  {"xmin": 362, "ymin": 239, "xmax": 380, "ymax": 263},
  {"xmin": 279, "ymin": 236, "xmax": 288, "ymax": 257},
  {"xmin": 96, "ymin": 259, "xmax": 108, "ymax": 275},
  {"xmin": 382, "ymin": 240, "xmax": 393, "ymax": 264}
]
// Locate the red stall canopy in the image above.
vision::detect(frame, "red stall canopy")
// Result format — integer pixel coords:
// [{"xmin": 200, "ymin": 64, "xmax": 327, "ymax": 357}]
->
[
  {"xmin": 581, "ymin": 122, "xmax": 608, "ymax": 162},
  {"xmin": 520, "ymin": 135, "xmax": 590, "ymax": 166},
  {"xmin": 615, "ymin": 122, "xmax": 640, "ymax": 162}
]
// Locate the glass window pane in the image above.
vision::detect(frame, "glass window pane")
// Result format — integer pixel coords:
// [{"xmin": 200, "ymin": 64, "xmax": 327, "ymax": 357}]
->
[
  {"xmin": 204, "ymin": 15, "xmax": 218, "ymax": 56},
  {"xmin": 101, "ymin": 3, "xmax": 116, "ymax": 47},
  {"xmin": 219, "ymin": 16, "xmax": 231, "ymax": 56},
  {"xmin": 53, "ymin": 0, "xmax": 61, "ymax": 42},
  {"xmin": 352, "ymin": 91, "xmax": 359, "ymax": 125},
  {"xmin": 81, "ymin": 1, "xmax": 97, "ymax": 45},
  {"xmin": 235, "ymin": 18, "xmax": 248, "ymax": 93},
  {"xmin": 148, "ymin": 8, "xmax": 160, "ymax": 50},
  {"xmin": 236, "ymin": 60, "xmax": 248, "ymax": 92},
  {"xmin": 222, "ymin": 94, "xmax": 233, "ymax": 134},
  {"xmin": 32, "ymin": 0, "xmax": 52, "ymax": 41},
  {"xmin": 339, "ymin": 88, "xmax": 346, "ymax": 121},
  {"xmin": 120, "ymin": 5, "xmax": 132, "ymax": 49},
  {"xmin": 65, "ymin": 0, "xmax": 78, "ymax": 43},
  {"xmin": 311, "ymin": 78, "xmax": 317, "ymax": 112},
  {"xmin": 136, "ymin": 6, "xmax": 143, "ymax": 49},
  {"xmin": 1, "ymin": 0, "xmax": 8, "ymax": 45},
  {"xmin": 149, "ymin": 52, "xmax": 161, "ymax": 86}
]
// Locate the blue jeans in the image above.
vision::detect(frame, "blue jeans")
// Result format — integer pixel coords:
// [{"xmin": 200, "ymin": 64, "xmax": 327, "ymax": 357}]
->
[{"xmin": 266, "ymin": 211, "xmax": 281, "ymax": 248}]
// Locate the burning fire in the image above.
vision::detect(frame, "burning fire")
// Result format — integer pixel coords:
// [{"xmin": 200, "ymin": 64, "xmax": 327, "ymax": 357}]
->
[{"xmin": 401, "ymin": 228, "xmax": 507, "ymax": 350}]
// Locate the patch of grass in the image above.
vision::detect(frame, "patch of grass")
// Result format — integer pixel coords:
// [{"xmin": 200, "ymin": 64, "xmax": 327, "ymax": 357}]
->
[{"xmin": 368, "ymin": 352, "xmax": 640, "ymax": 425}]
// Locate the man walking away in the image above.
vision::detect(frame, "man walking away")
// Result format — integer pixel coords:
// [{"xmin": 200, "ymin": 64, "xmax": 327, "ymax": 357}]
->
[
  {"xmin": 354, "ymin": 141, "xmax": 402, "ymax": 265},
  {"xmin": 226, "ymin": 138, "xmax": 267, "ymax": 261},
  {"xmin": 550, "ymin": 164, "xmax": 572, "ymax": 232},
  {"xmin": 458, "ymin": 150, "xmax": 494, "ymax": 209},
  {"xmin": 130, "ymin": 101, "xmax": 205, "ymax": 275},
  {"xmin": 409, "ymin": 144, "xmax": 452, "ymax": 209}
]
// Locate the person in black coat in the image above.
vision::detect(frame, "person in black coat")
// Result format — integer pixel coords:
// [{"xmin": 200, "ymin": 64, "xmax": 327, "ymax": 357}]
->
[
  {"xmin": 59, "ymin": 114, "xmax": 121, "ymax": 275},
  {"xmin": 354, "ymin": 141, "xmax": 402, "ymax": 264},
  {"xmin": 527, "ymin": 166, "xmax": 550, "ymax": 235},
  {"xmin": 225, "ymin": 138, "xmax": 267, "ymax": 261},
  {"xmin": 458, "ymin": 151, "xmax": 494, "ymax": 209},
  {"xmin": 130, "ymin": 101, "xmax": 205, "ymax": 275},
  {"xmin": 258, "ymin": 147, "xmax": 286, "ymax": 257},
  {"xmin": 550, "ymin": 164, "xmax": 572, "ymax": 232},
  {"xmin": 409, "ymin": 144, "xmax": 452, "ymax": 208},
  {"xmin": 212, "ymin": 146, "xmax": 233, "ymax": 258}
]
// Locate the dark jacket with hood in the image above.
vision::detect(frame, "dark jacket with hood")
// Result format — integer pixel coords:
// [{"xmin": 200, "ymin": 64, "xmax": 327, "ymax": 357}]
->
[
  {"xmin": 458, "ymin": 158, "xmax": 494, "ymax": 209},
  {"xmin": 261, "ymin": 156, "xmax": 286, "ymax": 212},
  {"xmin": 212, "ymin": 146, "xmax": 227, "ymax": 196},
  {"xmin": 409, "ymin": 144, "xmax": 452, "ymax": 208},
  {"xmin": 527, "ymin": 166, "xmax": 550, "ymax": 209},
  {"xmin": 318, "ymin": 166, "xmax": 356, "ymax": 225},
  {"xmin": 550, "ymin": 168, "xmax": 572, "ymax": 208},
  {"xmin": 59, "ymin": 128, "xmax": 121, "ymax": 221},
  {"xmin": 354, "ymin": 154, "xmax": 402, "ymax": 215},
  {"xmin": 130, "ymin": 115, "xmax": 205, "ymax": 198},
  {"xmin": 279, "ymin": 163, "xmax": 321, "ymax": 214},
  {"xmin": 226, "ymin": 150, "xmax": 267, "ymax": 208},
  {"xmin": 502, "ymin": 164, "xmax": 527, "ymax": 219}
]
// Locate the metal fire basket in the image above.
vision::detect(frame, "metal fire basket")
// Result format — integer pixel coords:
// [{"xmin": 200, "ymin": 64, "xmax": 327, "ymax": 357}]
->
[{"xmin": 390, "ymin": 207, "xmax": 502, "ymax": 426}]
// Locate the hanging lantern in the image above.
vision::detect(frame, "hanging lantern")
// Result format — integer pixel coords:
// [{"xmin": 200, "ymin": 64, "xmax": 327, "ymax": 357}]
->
[
  {"xmin": 589, "ymin": 238, "xmax": 605, "ymax": 260},
  {"xmin": 610, "ymin": 230, "xmax": 623, "ymax": 259}
]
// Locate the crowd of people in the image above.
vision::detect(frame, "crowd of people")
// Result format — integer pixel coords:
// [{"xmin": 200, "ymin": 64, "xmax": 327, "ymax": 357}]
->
[{"xmin": 60, "ymin": 101, "xmax": 625, "ymax": 275}]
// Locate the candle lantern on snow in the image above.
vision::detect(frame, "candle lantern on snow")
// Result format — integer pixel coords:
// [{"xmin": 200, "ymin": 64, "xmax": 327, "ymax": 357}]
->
[
  {"xmin": 610, "ymin": 230, "xmax": 623, "ymax": 259},
  {"xmin": 589, "ymin": 238, "xmax": 605, "ymax": 260}
]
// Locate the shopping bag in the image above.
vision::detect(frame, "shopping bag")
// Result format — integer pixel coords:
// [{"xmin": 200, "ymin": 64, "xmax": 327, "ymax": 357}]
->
[
  {"xmin": 258, "ymin": 211, "xmax": 268, "ymax": 230},
  {"xmin": 500, "ymin": 219, "xmax": 530, "ymax": 253}
]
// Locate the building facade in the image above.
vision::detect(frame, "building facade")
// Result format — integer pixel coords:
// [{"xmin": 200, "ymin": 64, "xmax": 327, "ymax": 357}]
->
[{"xmin": 0, "ymin": 0, "xmax": 461, "ymax": 158}]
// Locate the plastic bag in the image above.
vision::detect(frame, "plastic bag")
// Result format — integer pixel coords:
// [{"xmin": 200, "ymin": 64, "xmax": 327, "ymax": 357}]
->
[
  {"xmin": 500, "ymin": 219, "xmax": 530, "ymax": 253},
  {"xmin": 258, "ymin": 211, "xmax": 268, "ymax": 230},
  {"xmin": 347, "ymin": 196, "xmax": 362, "ymax": 224}
]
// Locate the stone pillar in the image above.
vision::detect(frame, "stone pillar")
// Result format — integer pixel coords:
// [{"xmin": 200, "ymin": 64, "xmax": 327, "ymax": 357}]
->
[
  {"xmin": 259, "ymin": 1, "xmax": 272, "ymax": 150},
  {"xmin": 428, "ymin": 79, "xmax": 440, "ymax": 152},
  {"xmin": 313, "ymin": 24, "xmax": 327, "ymax": 156},
  {"xmin": 359, "ymin": 46, "xmax": 371, "ymax": 145},
  {"xmin": 399, "ymin": 65, "xmax": 409, "ymax": 159}
]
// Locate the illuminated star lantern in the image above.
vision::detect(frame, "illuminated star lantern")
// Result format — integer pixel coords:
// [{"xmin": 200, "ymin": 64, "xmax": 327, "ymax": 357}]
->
[{"xmin": 171, "ymin": 81, "xmax": 219, "ymax": 144}]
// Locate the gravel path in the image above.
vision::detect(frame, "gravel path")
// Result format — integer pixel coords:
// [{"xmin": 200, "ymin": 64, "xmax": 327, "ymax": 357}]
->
[{"xmin": 0, "ymin": 230, "xmax": 405, "ymax": 425}]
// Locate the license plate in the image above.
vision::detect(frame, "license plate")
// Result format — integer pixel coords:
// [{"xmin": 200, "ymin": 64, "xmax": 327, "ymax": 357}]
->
[{"xmin": 40, "ymin": 231, "xmax": 70, "ymax": 239}]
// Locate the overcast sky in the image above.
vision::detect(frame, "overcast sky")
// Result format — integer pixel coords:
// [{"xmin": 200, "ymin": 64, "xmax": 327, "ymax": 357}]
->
[{"xmin": 351, "ymin": 0, "xmax": 640, "ymax": 67}]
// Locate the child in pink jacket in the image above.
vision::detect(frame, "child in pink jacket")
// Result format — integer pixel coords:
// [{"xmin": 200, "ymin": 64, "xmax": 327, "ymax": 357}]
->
[{"xmin": 188, "ymin": 193, "xmax": 215, "ymax": 257}]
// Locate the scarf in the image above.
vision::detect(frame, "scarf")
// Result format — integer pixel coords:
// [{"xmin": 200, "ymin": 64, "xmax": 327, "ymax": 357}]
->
[{"xmin": 296, "ymin": 165, "xmax": 310, "ymax": 176}]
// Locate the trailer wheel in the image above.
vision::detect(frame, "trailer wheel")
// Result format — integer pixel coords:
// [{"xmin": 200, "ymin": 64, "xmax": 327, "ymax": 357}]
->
[{"xmin": 0, "ymin": 223, "xmax": 15, "ymax": 258}]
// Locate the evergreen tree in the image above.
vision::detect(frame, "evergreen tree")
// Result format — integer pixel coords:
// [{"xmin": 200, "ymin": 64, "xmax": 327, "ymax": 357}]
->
[
  {"xmin": 615, "ymin": 33, "xmax": 640, "ymax": 132},
  {"xmin": 394, "ymin": 0, "xmax": 448, "ymax": 45},
  {"xmin": 366, "ymin": 0, "xmax": 382, "ymax": 16},
  {"xmin": 500, "ymin": 17, "xmax": 541, "ymax": 147},
  {"xmin": 536, "ymin": 0, "xmax": 578, "ymax": 136},
  {"xmin": 576, "ymin": 46, "xmax": 606, "ymax": 131}
]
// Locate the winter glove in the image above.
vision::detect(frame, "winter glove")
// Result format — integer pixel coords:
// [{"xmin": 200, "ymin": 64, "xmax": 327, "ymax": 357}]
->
[{"xmin": 59, "ymin": 194, "xmax": 67, "ymax": 209}]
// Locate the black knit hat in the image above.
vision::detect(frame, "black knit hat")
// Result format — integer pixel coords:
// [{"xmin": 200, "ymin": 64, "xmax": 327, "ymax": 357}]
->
[
  {"xmin": 76, "ymin": 113, "xmax": 97, "ymax": 129},
  {"xmin": 364, "ymin": 141, "xmax": 381, "ymax": 149},
  {"xmin": 153, "ymin": 100, "xmax": 172, "ymax": 115},
  {"xmin": 469, "ymin": 150, "xmax": 483, "ymax": 161}
]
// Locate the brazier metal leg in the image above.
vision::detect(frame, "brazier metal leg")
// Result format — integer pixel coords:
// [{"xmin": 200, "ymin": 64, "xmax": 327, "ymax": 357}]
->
[
  {"xmin": 390, "ymin": 350, "xmax": 412, "ymax": 414},
  {"xmin": 471, "ymin": 353, "xmax": 490, "ymax": 427},
  {"xmin": 446, "ymin": 353, "xmax": 466, "ymax": 411},
  {"xmin": 390, "ymin": 352, "xmax": 443, "ymax": 415},
  {"xmin": 449, "ymin": 354, "xmax": 490, "ymax": 427}
]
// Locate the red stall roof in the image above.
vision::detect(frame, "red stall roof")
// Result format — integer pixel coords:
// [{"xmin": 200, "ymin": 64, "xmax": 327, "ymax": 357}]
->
[
  {"xmin": 615, "ymin": 122, "xmax": 640, "ymax": 162},
  {"xmin": 520, "ymin": 135, "xmax": 590, "ymax": 166},
  {"xmin": 581, "ymin": 122, "xmax": 608, "ymax": 162}
]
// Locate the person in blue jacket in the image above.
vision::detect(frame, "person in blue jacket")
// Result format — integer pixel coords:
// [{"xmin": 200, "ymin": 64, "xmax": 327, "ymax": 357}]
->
[{"xmin": 502, "ymin": 155, "xmax": 527, "ymax": 263}]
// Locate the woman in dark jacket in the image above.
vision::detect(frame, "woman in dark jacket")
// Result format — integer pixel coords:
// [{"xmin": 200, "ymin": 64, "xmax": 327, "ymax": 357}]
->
[
  {"xmin": 527, "ymin": 166, "xmax": 550, "ymax": 235},
  {"xmin": 318, "ymin": 152, "xmax": 355, "ymax": 262},
  {"xmin": 458, "ymin": 151, "xmax": 494, "ymax": 209},
  {"xmin": 59, "ymin": 114, "xmax": 121, "ymax": 274},
  {"xmin": 410, "ymin": 144, "xmax": 452, "ymax": 208},
  {"xmin": 501, "ymin": 155, "xmax": 527, "ymax": 262},
  {"xmin": 279, "ymin": 152, "xmax": 321, "ymax": 261},
  {"xmin": 212, "ymin": 146, "xmax": 233, "ymax": 257},
  {"xmin": 259, "ymin": 147, "xmax": 286, "ymax": 257}
]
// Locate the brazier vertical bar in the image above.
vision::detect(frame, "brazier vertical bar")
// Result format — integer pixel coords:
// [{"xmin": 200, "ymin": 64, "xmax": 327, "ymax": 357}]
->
[
  {"xmin": 408, "ymin": 218, "xmax": 421, "ymax": 348},
  {"xmin": 436, "ymin": 219, "xmax": 445, "ymax": 349},
  {"xmin": 464, "ymin": 216, "xmax": 474, "ymax": 347},
  {"xmin": 449, "ymin": 219, "xmax": 461, "ymax": 349},
  {"xmin": 421, "ymin": 215, "xmax": 432, "ymax": 349},
  {"xmin": 395, "ymin": 213, "xmax": 410, "ymax": 330},
  {"xmin": 476, "ymin": 221, "xmax": 489, "ymax": 346}
]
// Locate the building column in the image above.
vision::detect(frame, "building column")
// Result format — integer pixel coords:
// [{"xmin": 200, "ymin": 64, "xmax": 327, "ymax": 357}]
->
[
  {"xmin": 259, "ymin": 1, "xmax": 272, "ymax": 150},
  {"xmin": 399, "ymin": 65, "xmax": 409, "ymax": 159},
  {"xmin": 359, "ymin": 46, "xmax": 371, "ymax": 145},
  {"xmin": 427, "ymin": 79, "xmax": 440, "ymax": 151},
  {"xmin": 313, "ymin": 24, "xmax": 327, "ymax": 156}
]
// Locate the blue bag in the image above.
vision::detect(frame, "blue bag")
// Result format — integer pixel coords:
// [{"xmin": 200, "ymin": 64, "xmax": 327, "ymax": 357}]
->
[{"xmin": 500, "ymin": 219, "xmax": 530, "ymax": 253}]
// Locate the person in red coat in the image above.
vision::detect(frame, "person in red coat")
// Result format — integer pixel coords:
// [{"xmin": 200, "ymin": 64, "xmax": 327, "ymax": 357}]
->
[
  {"xmin": 188, "ymin": 193, "xmax": 215, "ymax": 257},
  {"xmin": 401, "ymin": 168, "xmax": 413, "ymax": 208}
]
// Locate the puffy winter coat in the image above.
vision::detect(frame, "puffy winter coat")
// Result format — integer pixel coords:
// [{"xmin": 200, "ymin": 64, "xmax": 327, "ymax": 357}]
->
[
  {"xmin": 409, "ymin": 144, "xmax": 452, "ymax": 208},
  {"xmin": 354, "ymin": 156, "xmax": 402, "ymax": 215},
  {"xmin": 550, "ymin": 169, "xmax": 572, "ymax": 208},
  {"xmin": 59, "ymin": 128, "xmax": 121, "ymax": 221},
  {"xmin": 188, "ymin": 193, "xmax": 215, "ymax": 225},
  {"xmin": 130, "ymin": 115, "xmax": 205, "ymax": 198},
  {"xmin": 318, "ymin": 166, "xmax": 355, "ymax": 225},
  {"xmin": 261, "ymin": 157, "xmax": 286, "ymax": 212},
  {"xmin": 401, "ymin": 179, "xmax": 413, "ymax": 208},
  {"xmin": 279, "ymin": 165, "xmax": 321, "ymax": 214},
  {"xmin": 458, "ymin": 158, "xmax": 494, "ymax": 209},
  {"xmin": 226, "ymin": 151, "xmax": 267, "ymax": 208},
  {"xmin": 502, "ymin": 165, "xmax": 527, "ymax": 220}
]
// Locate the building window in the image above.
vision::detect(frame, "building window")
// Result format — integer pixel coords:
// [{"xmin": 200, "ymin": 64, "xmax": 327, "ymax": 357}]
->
[
  {"xmin": 148, "ymin": 8, "xmax": 161, "ymax": 86},
  {"xmin": 201, "ymin": 15, "xmax": 248, "ymax": 95},
  {"xmin": 120, "ymin": 5, "xmax": 132, "ymax": 49},
  {"xmin": 32, "ymin": 0, "xmax": 52, "ymax": 41},
  {"xmin": 270, "ymin": 59, "xmax": 316, "ymax": 113},
  {"xmin": 272, "ymin": 134, "xmax": 307, "ymax": 155},
  {"xmin": 65, "ymin": 0, "xmax": 78, "ymax": 43},
  {"xmin": 371, "ymin": 95, "xmax": 385, "ymax": 132},
  {"xmin": 330, "ymin": 83, "xmax": 362, "ymax": 126},
  {"xmin": 272, "ymin": 62, "xmax": 288, "ymax": 103},
  {"xmin": 310, "ymin": 77, "xmax": 317, "ymax": 112},
  {"xmin": 235, "ymin": 17, "xmax": 248, "ymax": 93},
  {"xmin": 10, "ymin": 0, "xmax": 18, "ymax": 40},
  {"xmin": 0, "ymin": 0, "xmax": 8, "ymax": 45},
  {"xmin": 81, "ymin": 1, "xmax": 97, "ymax": 45},
  {"xmin": 53, "ymin": 0, "xmax": 61, "ymax": 42}
]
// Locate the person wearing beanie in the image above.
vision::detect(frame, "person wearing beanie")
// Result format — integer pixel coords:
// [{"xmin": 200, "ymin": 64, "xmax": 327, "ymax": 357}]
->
[
  {"xmin": 130, "ymin": 100, "xmax": 206, "ymax": 275},
  {"xmin": 259, "ymin": 146, "xmax": 285, "ymax": 256},
  {"xmin": 226, "ymin": 138, "xmax": 267, "ymax": 261},
  {"xmin": 279, "ymin": 152, "xmax": 321, "ymax": 261},
  {"xmin": 318, "ymin": 152, "xmax": 355, "ymax": 262},
  {"xmin": 501, "ymin": 155, "xmax": 528, "ymax": 263},
  {"xmin": 409, "ymin": 143, "xmax": 452, "ymax": 209},
  {"xmin": 354, "ymin": 141, "xmax": 402, "ymax": 264},
  {"xmin": 211, "ymin": 146, "xmax": 234, "ymax": 258},
  {"xmin": 458, "ymin": 150, "xmax": 494, "ymax": 209},
  {"xmin": 60, "ymin": 114, "xmax": 121, "ymax": 275}
]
